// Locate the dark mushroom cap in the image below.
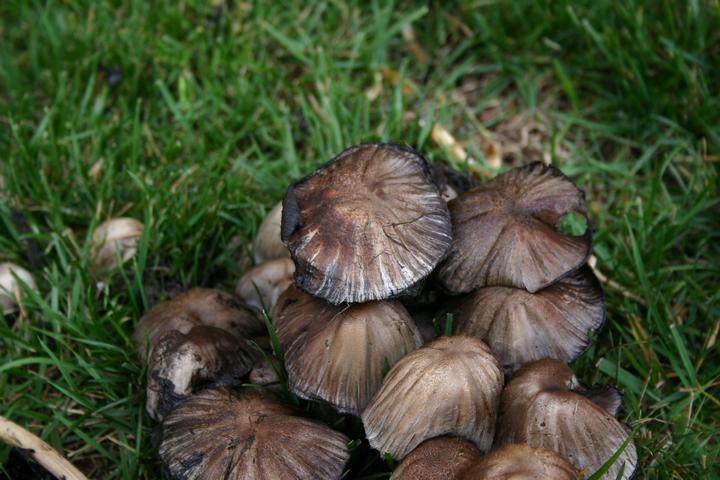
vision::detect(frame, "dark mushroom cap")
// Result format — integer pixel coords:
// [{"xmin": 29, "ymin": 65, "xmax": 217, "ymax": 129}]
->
[
  {"xmin": 133, "ymin": 288, "xmax": 263, "ymax": 362},
  {"xmin": 437, "ymin": 162, "xmax": 591, "ymax": 294},
  {"xmin": 146, "ymin": 326, "xmax": 257, "ymax": 421},
  {"xmin": 460, "ymin": 444, "xmax": 579, "ymax": 479},
  {"xmin": 158, "ymin": 387, "xmax": 350, "ymax": 480},
  {"xmin": 273, "ymin": 285, "xmax": 422, "ymax": 415},
  {"xmin": 452, "ymin": 266, "xmax": 605, "ymax": 371},
  {"xmin": 281, "ymin": 143, "xmax": 452, "ymax": 304},
  {"xmin": 253, "ymin": 201, "xmax": 289, "ymax": 264},
  {"xmin": 496, "ymin": 359, "xmax": 637, "ymax": 480},
  {"xmin": 390, "ymin": 437, "xmax": 481, "ymax": 480},
  {"xmin": 235, "ymin": 257, "xmax": 295, "ymax": 312},
  {"xmin": 362, "ymin": 335, "xmax": 503, "ymax": 460}
]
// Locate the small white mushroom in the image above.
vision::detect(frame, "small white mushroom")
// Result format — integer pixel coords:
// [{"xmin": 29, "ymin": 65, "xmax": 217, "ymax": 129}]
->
[
  {"xmin": 0, "ymin": 262, "xmax": 36, "ymax": 315},
  {"xmin": 235, "ymin": 257, "xmax": 294, "ymax": 312},
  {"xmin": 90, "ymin": 217, "xmax": 144, "ymax": 271},
  {"xmin": 253, "ymin": 202, "xmax": 289, "ymax": 264}
]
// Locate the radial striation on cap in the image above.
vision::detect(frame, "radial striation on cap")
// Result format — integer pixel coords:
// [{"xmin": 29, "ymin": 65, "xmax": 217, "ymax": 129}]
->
[
  {"xmin": 281, "ymin": 143, "xmax": 452, "ymax": 304},
  {"xmin": 438, "ymin": 162, "xmax": 591, "ymax": 294}
]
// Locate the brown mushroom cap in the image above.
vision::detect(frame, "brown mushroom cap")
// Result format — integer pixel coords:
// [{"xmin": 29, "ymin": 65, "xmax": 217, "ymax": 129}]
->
[
  {"xmin": 273, "ymin": 285, "xmax": 422, "ymax": 415},
  {"xmin": 133, "ymin": 288, "xmax": 263, "ymax": 362},
  {"xmin": 496, "ymin": 359, "xmax": 637, "ymax": 480},
  {"xmin": 362, "ymin": 335, "xmax": 503, "ymax": 460},
  {"xmin": 437, "ymin": 162, "xmax": 591, "ymax": 294},
  {"xmin": 460, "ymin": 444, "xmax": 579, "ymax": 479},
  {"xmin": 253, "ymin": 201, "xmax": 289, "ymax": 264},
  {"xmin": 390, "ymin": 437, "xmax": 481, "ymax": 480},
  {"xmin": 452, "ymin": 266, "xmax": 605, "ymax": 371},
  {"xmin": 235, "ymin": 257, "xmax": 295, "ymax": 312},
  {"xmin": 146, "ymin": 326, "xmax": 256, "ymax": 420},
  {"xmin": 158, "ymin": 387, "xmax": 350, "ymax": 480},
  {"xmin": 281, "ymin": 143, "xmax": 452, "ymax": 304}
]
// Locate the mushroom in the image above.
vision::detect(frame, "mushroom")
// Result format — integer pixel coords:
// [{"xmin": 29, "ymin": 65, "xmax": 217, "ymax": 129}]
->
[
  {"xmin": 281, "ymin": 143, "xmax": 452, "ymax": 304},
  {"xmin": 272, "ymin": 285, "xmax": 422, "ymax": 415},
  {"xmin": 496, "ymin": 359, "xmax": 637, "ymax": 480},
  {"xmin": 133, "ymin": 288, "xmax": 263, "ymax": 362},
  {"xmin": 390, "ymin": 437, "xmax": 481, "ymax": 480},
  {"xmin": 158, "ymin": 387, "xmax": 350, "ymax": 480},
  {"xmin": 90, "ymin": 217, "xmax": 144, "ymax": 271},
  {"xmin": 253, "ymin": 201, "xmax": 289, "ymax": 263},
  {"xmin": 460, "ymin": 444, "xmax": 579, "ymax": 479},
  {"xmin": 362, "ymin": 335, "xmax": 503, "ymax": 459},
  {"xmin": 235, "ymin": 257, "xmax": 294, "ymax": 312},
  {"xmin": 0, "ymin": 262, "xmax": 36, "ymax": 315},
  {"xmin": 437, "ymin": 162, "xmax": 591, "ymax": 294},
  {"xmin": 145, "ymin": 325, "xmax": 257, "ymax": 420},
  {"xmin": 452, "ymin": 266, "xmax": 605, "ymax": 371}
]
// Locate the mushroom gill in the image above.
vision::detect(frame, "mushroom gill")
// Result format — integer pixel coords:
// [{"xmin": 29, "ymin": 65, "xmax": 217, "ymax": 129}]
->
[
  {"xmin": 158, "ymin": 387, "xmax": 350, "ymax": 480},
  {"xmin": 452, "ymin": 266, "xmax": 605, "ymax": 371},
  {"xmin": 362, "ymin": 335, "xmax": 503, "ymax": 460},
  {"xmin": 281, "ymin": 143, "xmax": 452, "ymax": 304},
  {"xmin": 273, "ymin": 285, "xmax": 422, "ymax": 415},
  {"xmin": 437, "ymin": 162, "xmax": 591, "ymax": 294},
  {"xmin": 496, "ymin": 359, "xmax": 637, "ymax": 480}
]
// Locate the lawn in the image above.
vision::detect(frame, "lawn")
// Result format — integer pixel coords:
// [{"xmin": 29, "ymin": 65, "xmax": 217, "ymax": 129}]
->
[{"xmin": 1, "ymin": 1, "xmax": 719, "ymax": 479}]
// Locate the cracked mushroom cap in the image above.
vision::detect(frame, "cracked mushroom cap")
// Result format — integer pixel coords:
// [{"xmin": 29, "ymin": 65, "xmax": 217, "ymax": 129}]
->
[
  {"xmin": 452, "ymin": 266, "xmax": 605, "ymax": 372},
  {"xmin": 133, "ymin": 288, "xmax": 263, "ymax": 362},
  {"xmin": 0, "ymin": 262, "xmax": 36, "ymax": 315},
  {"xmin": 460, "ymin": 444, "xmax": 579, "ymax": 479},
  {"xmin": 158, "ymin": 387, "xmax": 350, "ymax": 480},
  {"xmin": 390, "ymin": 437, "xmax": 481, "ymax": 480},
  {"xmin": 273, "ymin": 285, "xmax": 422, "ymax": 415},
  {"xmin": 281, "ymin": 143, "xmax": 452, "ymax": 304},
  {"xmin": 362, "ymin": 335, "xmax": 503, "ymax": 460},
  {"xmin": 253, "ymin": 201, "xmax": 289, "ymax": 263},
  {"xmin": 146, "ymin": 325, "xmax": 257, "ymax": 421},
  {"xmin": 235, "ymin": 257, "xmax": 295, "ymax": 312},
  {"xmin": 437, "ymin": 162, "xmax": 591, "ymax": 294},
  {"xmin": 496, "ymin": 359, "xmax": 637, "ymax": 480},
  {"xmin": 90, "ymin": 217, "xmax": 144, "ymax": 271}
]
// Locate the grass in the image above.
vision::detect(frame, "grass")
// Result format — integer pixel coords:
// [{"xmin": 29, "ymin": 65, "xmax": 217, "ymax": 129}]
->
[{"xmin": 1, "ymin": 0, "xmax": 718, "ymax": 478}]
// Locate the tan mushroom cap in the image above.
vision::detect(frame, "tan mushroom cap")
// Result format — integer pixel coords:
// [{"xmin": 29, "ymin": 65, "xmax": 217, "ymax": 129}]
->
[
  {"xmin": 253, "ymin": 201, "xmax": 290, "ymax": 264},
  {"xmin": 235, "ymin": 257, "xmax": 294, "ymax": 312},
  {"xmin": 390, "ymin": 437, "xmax": 481, "ymax": 480},
  {"xmin": 362, "ymin": 335, "xmax": 503, "ymax": 460},
  {"xmin": 281, "ymin": 143, "xmax": 452, "ymax": 304},
  {"xmin": 158, "ymin": 387, "xmax": 350, "ymax": 480},
  {"xmin": 90, "ymin": 217, "xmax": 144, "ymax": 271},
  {"xmin": 437, "ymin": 162, "xmax": 591, "ymax": 294},
  {"xmin": 453, "ymin": 266, "xmax": 605, "ymax": 372},
  {"xmin": 146, "ymin": 325, "xmax": 256, "ymax": 421},
  {"xmin": 496, "ymin": 359, "xmax": 637, "ymax": 480},
  {"xmin": 460, "ymin": 444, "xmax": 579, "ymax": 479},
  {"xmin": 133, "ymin": 288, "xmax": 263, "ymax": 362},
  {"xmin": 273, "ymin": 285, "xmax": 422, "ymax": 415},
  {"xmin": 0, "ymin": 262, "xmax": 36, "ymax": 315}
]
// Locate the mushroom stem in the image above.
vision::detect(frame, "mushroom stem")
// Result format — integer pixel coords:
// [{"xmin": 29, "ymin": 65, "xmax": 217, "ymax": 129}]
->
[{"xmin": 0, "ymin": 415, "xmax": 89, "ymax": 480}]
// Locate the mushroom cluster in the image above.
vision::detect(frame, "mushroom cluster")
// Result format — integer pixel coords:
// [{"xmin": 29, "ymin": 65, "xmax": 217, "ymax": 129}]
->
[{"xmin": 135, "ymin": 143, "xmax": 637, "ymax": 479}]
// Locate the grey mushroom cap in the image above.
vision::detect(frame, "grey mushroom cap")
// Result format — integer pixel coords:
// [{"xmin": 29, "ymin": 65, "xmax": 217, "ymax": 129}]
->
[
  {"xmin": 390, "ymin": 437, "xmax": 482, "ymax": 480},
  {"xmin": 235, "ymin": 257, "xmax": 295, "ymax": 312},
  {"xmin": 158, "ymin": 387, "xmax": 350, "ymax": 480},
  {"xmin": 281, "ymin": 143, "xmax": 452, "ymax": 304},
  {"xmin": 253, "ymin": 201, "xmax": 290, "ymax": 264},
  {"xmin": 459, "ymin": 444, "xmax": 579, "ymax": 479},
  {"xmin": 362, "ymin": 335, "xmax": 503, "ymax": 460},
  {"xmin": 437, "ymin": 162, "xmax": 591, "ymax": 294},
  {"xmin": 133, "ymin": 288, "xmax": 263, "ymax": 362},
  {"xmin": 145, "ymin": 325, "xmax": 257, "ymax": 421},
  {"xmin": 273, "ymin": 285, "xmax": 422, "ymax": 415},
  {"xmin": 452, "ymin": 265, "xmax": 605, "ymax": 372},
  {"xmin": 496, "ymin": 359, "xmax": 637, "ymax": 480}
]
